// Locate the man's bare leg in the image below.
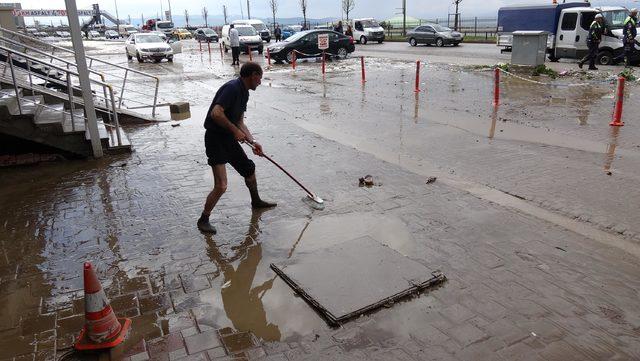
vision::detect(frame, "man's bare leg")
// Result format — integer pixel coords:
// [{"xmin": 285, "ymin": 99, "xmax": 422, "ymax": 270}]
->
[
  {"xmin": 198, "ymin": 165, "xmax": 227, "ymax": 233},
  {"xmin": 245, "ymin": 173, "xmax": 277, "ymax": 208}
]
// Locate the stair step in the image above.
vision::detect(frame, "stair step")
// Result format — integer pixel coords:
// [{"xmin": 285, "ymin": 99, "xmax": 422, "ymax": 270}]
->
[
  {"xmin": 33, "ymin": 103, "xmax": 64, "ymax": 126},
  {"xmin": 0, "ymin": 88, "xmax": 22, "ymax": 98},
  {"xmin": 106, "ymin": 125, "xmax": 131, "ymax": 149},
  {"xmin": 18, "ymin": 95, "xmax": 44, "ymax": 115},
  {"xmin": 62, "ymin": 109, "xmax": 86, "ymax": 133},
  {"xmin": 85, "ymin": 119, "xmax": 109, "ymax": 141},
  {"xmin": 0, "ymin": 96, "xmax": 19, "ymax": 115}
]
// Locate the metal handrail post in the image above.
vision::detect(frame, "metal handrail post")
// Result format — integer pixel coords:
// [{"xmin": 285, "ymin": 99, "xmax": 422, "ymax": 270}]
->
[
  {"xmin": 119, "ymin": 69, "xmax": 128, "ymax": 108},
  {"xmin": 66, "ymin": 72, "xmax": 75, "ymax": 132},
  {"xmin": 7, "ymin": 54, "xmax": 22, "ymax": 114},
  {"xmin": 152, "ymin": 77, "xmax": 159, "ymax": 117},
  {"xmin": 26, "ymin": 59, "xmax": 33, "ymax": 90},
  {"xmin": 108, "ymin": 85, "xmax": 122, "ymax": 146}
]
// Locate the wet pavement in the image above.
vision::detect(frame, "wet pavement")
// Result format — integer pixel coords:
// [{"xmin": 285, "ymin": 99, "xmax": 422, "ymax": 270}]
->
[{"xmin": 1, "ymin": 40, "xmax": 640, "ymax": 360}]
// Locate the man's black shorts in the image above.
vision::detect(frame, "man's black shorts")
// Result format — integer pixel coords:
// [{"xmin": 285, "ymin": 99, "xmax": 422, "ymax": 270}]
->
[{"xmin": 205, "ymin": 130, "xmax": 255, "ymax": 177}]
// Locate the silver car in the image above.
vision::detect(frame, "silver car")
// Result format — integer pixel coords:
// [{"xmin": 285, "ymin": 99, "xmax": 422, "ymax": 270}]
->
[{"xmin": 406, "ymin": 24, "xmax": 463, "ymax": 47}]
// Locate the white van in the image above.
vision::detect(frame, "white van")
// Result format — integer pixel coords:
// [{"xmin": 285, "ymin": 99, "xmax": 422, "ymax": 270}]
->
[
  {"xmin": 221, "ymin": 24, "xmax": 264, "ymax": 54},
  {"xmin": 350, "ymin": 18, "xmax": 385, "ymax": 44},
  {"xmin": 232, "ymin": 19, "xmax": 271, "ymax": 42}
]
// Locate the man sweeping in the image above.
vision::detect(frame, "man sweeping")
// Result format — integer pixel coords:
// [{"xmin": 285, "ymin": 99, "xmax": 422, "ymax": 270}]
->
[{"xmin": 198, "ymin": 62, "xmax": 277, "ymax": 234}]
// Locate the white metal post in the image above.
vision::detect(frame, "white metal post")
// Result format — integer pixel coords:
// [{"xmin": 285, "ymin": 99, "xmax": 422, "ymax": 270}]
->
[{"xmin": 65, "ymin": 0, "xmax": 103, "ymax": 157}]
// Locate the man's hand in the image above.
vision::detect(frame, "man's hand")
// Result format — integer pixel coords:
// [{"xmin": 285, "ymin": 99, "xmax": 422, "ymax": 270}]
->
[
  {"xmin": 232, "ymin": 127, "xmax": 247, "ymax": 142},
  {"xmin": 252, "ymin": 142, "xmax": 264, "ymax": 157}
]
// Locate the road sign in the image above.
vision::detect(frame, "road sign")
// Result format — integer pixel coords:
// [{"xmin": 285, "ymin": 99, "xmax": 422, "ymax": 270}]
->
[{"xmin": 318, "ymin": 34, "xmax": 329, "ymax": 50}]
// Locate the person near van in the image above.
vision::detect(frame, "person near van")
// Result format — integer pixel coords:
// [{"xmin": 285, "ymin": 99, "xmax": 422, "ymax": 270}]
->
[
  {"xmin": 345, "ymin": 25, "xmax": 353, "ymax": 37},
  {"xmin": 274, "ymin": 25, "xmax": 282, "ymax": 42},
  {"xmin": 198, "ymin": 62, "xmax": 276, "ymax": 234},
  {"xmin": 334, "ymin": 21, "xmax": 343, "ymax": 34},
  {"xmin": 578, "ymin": 14, "xmax": 606, "ymax": 70},
  {"xmin": 229, "ymin": 24, "xmax": 240, "ymax": 65},
  {"xmin": 620, "ymin": 8, "xmax": 638, "ymax": 67}
]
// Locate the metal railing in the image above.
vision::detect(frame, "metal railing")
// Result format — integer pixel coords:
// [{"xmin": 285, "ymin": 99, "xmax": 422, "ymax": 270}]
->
[
  {"xmin": 0, "ymin": 44, "xmax": 123, "ymax": 147},
  {"xmin": 0, "ymin": 26, "xmax": 161, "ymax": 117}
]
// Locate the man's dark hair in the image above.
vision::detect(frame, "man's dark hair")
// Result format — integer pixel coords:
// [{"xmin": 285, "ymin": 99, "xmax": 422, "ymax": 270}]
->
[
  {"xmin": 240, "ymin": 62, "xmax": 263, "ymax": 77},
  {"xmin": 230, "ymin": 24, "xmax": 234, "ymax": 28}
]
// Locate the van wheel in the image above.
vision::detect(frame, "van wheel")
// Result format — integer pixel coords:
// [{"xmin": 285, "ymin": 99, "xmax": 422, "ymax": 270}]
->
[
  {"xmin": 360, "ymin": 36, "xmax": 367, "ymax": 45},
  {"xmin": 548, "ymin": 55, "xmax": 559, "ymax": 62},
  {"xmin": 224, "ymin": 43, "xmax": 229, "ymax": 53},
  {"xmin": 436, "ymin": 38, "xmax": 444, "ymax": 47},
  {"xmin": 377, "ymin": 40, "xmax": 383, "ymax": 44},
  {"xmin": 409, "ymin": 38, "xmax": 417, "ymax": 46},
  {"xmin": 597, "ymin": 50, "xmax": 613, "ymax": 66}
]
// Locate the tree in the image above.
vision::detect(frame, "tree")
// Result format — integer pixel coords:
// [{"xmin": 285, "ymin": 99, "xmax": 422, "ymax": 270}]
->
[
  {"xmin": 201, "ymin": 6, "xmax": 208, "ymax": 27},
  {"xmin": 269, "ymin": 0, "xmax": 278, "ymax": 30},
  {"xmin": 184, "ymin": 9, "xmax": 189, "ymax": 27},
  {"xmin": 299, "ymin": 0, "xmax": 308, "ymax": 29},
  {"xmin": 342, "ymin": 0, "xmax": 355, "ymax": 21},
  {"xmin": 453, "ymin": 0, "xmax": 462, "ymax": 31}
]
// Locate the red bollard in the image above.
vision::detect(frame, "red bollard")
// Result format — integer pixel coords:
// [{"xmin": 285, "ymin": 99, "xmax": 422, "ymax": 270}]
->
[
  {"xmin": 267, "ymin": 48, "xmax": 271, "ymax": 66},
  {"xmin": 493, "ymin": 67, "xmax": 500, "ymax": 106},
  {"xmin": 360, "ymin": 56, "xmax": 366, "ymax": 83},
  {"xmin": 414, "ymin": 60, "xmax": 421, "ymax": 93},
  {"xmin": 292, "ymin": 51, "xmax": 296, "ymax": 70},
  {"xmin": 322, "ymin": 50, "xmax": 325, "ymax": 75},
  {"xmin": 610, "ymin": 76, "xmax": 625, "ymax": 126}
]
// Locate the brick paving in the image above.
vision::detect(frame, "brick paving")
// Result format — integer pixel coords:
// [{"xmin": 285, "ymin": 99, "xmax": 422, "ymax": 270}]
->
[{"xmin": 1, "ymin": 48, "xmax": 640, "ymax": 360}]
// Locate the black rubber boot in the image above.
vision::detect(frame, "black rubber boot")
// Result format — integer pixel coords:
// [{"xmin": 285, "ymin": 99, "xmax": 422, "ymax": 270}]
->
[{"xmin": 197, "ymin": 215, "xmax": 217, "ymax": 234}]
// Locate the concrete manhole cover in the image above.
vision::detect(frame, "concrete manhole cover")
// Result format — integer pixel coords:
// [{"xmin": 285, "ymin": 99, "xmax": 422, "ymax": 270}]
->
[{"xmin": 271, "ymin": 235, "xmax": 446, "ymax": 326}]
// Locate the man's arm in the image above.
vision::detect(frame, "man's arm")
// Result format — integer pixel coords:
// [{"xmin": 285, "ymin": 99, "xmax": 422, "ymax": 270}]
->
[
  {"xmin": 237, "ymin": 115, "xmax": 264, "ymax": 156},
  {"xmin": 211, "ymin": 105, "xmax": 246, "ymax": 141}
]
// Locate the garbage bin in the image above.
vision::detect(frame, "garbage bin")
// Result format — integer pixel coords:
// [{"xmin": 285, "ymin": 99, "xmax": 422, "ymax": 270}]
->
[{"xmin": 511, "ymin": 31, "xmax": 548, "ymax": 66}]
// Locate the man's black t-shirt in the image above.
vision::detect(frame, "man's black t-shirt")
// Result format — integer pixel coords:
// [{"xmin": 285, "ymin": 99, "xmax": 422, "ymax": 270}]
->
[{"xmin": 204, "ymin": 78, "xmax": 249, "ymax": 135}]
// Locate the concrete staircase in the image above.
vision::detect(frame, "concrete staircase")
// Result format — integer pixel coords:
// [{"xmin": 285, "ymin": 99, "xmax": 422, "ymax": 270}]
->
[{"xmin": 0, "ymin": 87, "xmax": 131, "ymax": 158}]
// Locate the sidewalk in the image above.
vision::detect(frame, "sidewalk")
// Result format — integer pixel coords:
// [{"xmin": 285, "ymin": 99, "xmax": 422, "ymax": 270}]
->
[{"xmin": 1, "ymin": 104, "xmax": 639, "ymax": 360}]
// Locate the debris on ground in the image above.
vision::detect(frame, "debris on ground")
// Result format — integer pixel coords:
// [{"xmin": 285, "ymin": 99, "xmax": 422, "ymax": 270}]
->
[
  {"xmin": 359, "ymin": 175, "xmax": 375, "ymax": 187},
  {"xmin": 425, "ymin": 176, "xmax": 437, "ymax": 184},
  {"xmin": 171, "ymin": 123, "xmax": 181, "ymax": 127}
]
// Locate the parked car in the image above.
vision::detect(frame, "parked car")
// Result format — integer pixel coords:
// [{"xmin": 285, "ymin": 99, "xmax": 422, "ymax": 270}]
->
[
  {"xmin": 88, "ymin": 30, "xmax": 101, "ymax": 39},
  {"xmin": 282, "ymin": 25, "xmax": 302, "ymax": 39},
  {"xmin": 406, "ymin": 24, "xmax": 463, "ymax": 47},
  {"xmin": 173, "ymin": 28, "xmax": 193, "ymax": 40},
  {"xmin": 267, "ymin": 30, "xmax": 355, "ymax": 63},
  {"xmin": 233, "ymin": 19, "xmax": 271, "ymax": 42},
  {"xmin": 105, "ymin": 30, "xmax": 119, "ymax": 39},
  {"xmin": 193, "ymin": 28, "xmax": 219, "ymax": 42},
  {"xmin": 221, "ymin": 24, "xmax": 264, "ymax": 54},
  {"xmin": 125, "ymin": 33, "xmax": 176, "ymax": 63}
]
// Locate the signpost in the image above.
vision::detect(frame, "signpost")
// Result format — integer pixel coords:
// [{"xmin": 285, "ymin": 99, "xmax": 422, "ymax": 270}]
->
[{"xmin": 318, "ymin": 33, "xmax": 329, "ymax": 75}]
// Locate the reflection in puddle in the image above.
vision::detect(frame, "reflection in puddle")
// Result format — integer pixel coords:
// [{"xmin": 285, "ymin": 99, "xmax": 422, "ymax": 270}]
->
[{"xmin": 604, "ymin": 126, "xmax": 621, "ymax": 172}]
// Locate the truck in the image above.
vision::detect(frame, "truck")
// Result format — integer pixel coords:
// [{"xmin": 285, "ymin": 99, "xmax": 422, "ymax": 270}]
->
[{"xmin": 497, "ymin": 2, "xmax": 639, "ymax": 65}]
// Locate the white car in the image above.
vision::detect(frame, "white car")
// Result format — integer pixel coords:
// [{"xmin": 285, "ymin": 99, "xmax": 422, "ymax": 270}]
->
[
  {"xmin": 125, "ymin": 33, "xmax": 180, "ymax": 63},
  {"xmin": 88, "ymin": 30, "xmax": 101, "ymax": 39}
]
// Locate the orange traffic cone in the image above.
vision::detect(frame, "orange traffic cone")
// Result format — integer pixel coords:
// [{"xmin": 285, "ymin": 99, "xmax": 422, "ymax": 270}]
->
[{"xmin": 75, "ymin": 262, "xmax": 131, "ymax": 351}]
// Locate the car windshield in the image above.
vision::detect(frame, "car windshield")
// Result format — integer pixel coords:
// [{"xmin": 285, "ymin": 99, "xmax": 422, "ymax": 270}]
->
[
  {"xmin": 602, "ymin": 10, "xmax": 628, "ymax": 29},
  {"xmin": 284, "ymin": 30, "xmax": 311, "ymax": 42},
  {"xmin": 252, "ymin": 23, "xmax": 266, "ymax": 31},
  {"xmin": 237, "ymin": 27, "xmax": 257, "ymax": 36},
  {"xmin": 136, "ymin": 35, "xmax": 164, "ymax": 43},
  {"xmin": 203, "ymin": 29, "xmax": 215, "ymax": 35},
  {"xmin": 361, "ymin": 20, "xmax": 379, "ymax": 28},
  {"xmin": 157, "ymin": 22, "xmax": 173, "ymax": 29},
  {"xmin": 432, "ymin": 24, "xmax": 452, "ymax": 32}
]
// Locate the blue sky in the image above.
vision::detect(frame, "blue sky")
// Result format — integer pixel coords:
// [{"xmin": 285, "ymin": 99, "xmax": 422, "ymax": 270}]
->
[{"xmin": 15, "ymin": 0, "xmax": 640, "ymax": 24}]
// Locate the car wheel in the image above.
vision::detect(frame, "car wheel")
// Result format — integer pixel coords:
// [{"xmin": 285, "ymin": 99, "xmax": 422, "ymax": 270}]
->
[
  {"xmin": 436, "ymin": 38, "xmax": 444, "ymax": 47},
  {"xmin": 126, "ymin": 51, "xmax": 132, "ymax": 60},
  {"xmin": 168, "ymin": 57, "xmax": 173, "ymax": 63},
  {"xmin": 286, "ymin": 50, "xmax": 295, "ymax": 63},
  {"xmin": 336, "ymin": 47, "xmax": 348, "ymax": 59},
  {"xmin": 360, "ymin": 36, "xmax": 367, "ymax": 45},
  {"xmin": 154, "ymin": 58, "xmax": 161, "ymax": 63},
  {"xmin": 377, "ymin": 40, "xmax": 383, "ymax": 44},
  {"xmin": 136, "ymin": 52, "xmax": 143, "ymax": 63},
  {"xmin": 453, "ymin": 42, "xmax": 459, "ymax": 46},
  {"xmin": 409, "ymin": 38, "xmax": 417, "ymax": 47},
  {"xmin": 597, "ymin": 50, "xmax": 613, "ymax": 66},
  {"xmin": 547, "ymin": 54, "xmax": 559, "ymax": 62}
]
